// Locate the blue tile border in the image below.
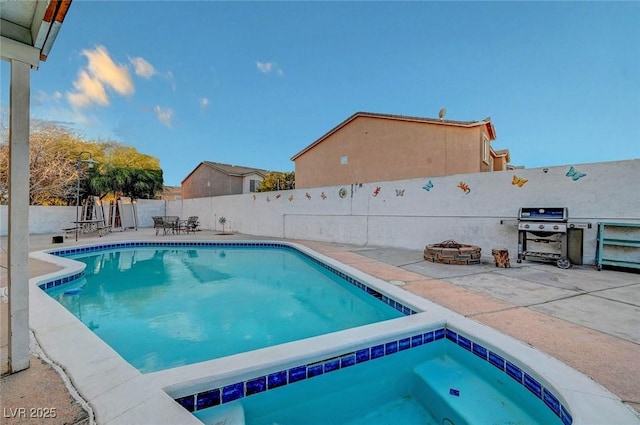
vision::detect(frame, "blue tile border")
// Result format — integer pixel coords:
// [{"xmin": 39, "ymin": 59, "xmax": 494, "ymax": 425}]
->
[
  {"xmin": 175, "ymin": 395, "xmax": 195, "ymax": 412},
  {"xmin": 489, "ymin": 351, "xmax": 505, "ymax": 370},
  {"xmin": 38, "ymin": 271, "xmax": 84, "ymax": 290},
  {"xmin": 472, "ymin": 342, "xmax": 487, "ymax": 360},
  {"xmin": 524, "ymin": 373, "xmax": 543, "ymax": 398},
  {"xmin": 221, "ymin": 382, "xmax": 243, "ymax": 403},
  {"xmin": 41, "ymin": 241, "xmax": 418, "ymax": 315},
  {"xmin": 355, "ymin": 348, "xmax": 370, "ymax": 363},
  {"xmin": 246, "ymin": 377, "xmax": 266, "ymax": 395},
  {"xmin": 196, "ymin": 389, "xmax": 219, "ymax": 410},
  {"xmin": 268, "ymin": 371, "xmax": 287, "ymax": 388},
  {"xmin": 288, "ymin": 366, "xmax": 307, "ymax": 383},
  {"xmin": 506, "ymin": 361, "xmax": 524, "ymax": 384},
  {"xmin": 544, "ymin": 388, "xmax": 561, "ymax": 416},
  {"xmin": 172, "ymin": 326, "xmax": 571, "ymax": 424},
  {"xmin": 307, "ymin": 363, "xmax": 323, "ymax": 378},
  {"xmin": 561, "ymin": 405, "xmax": 573, "ymax": 425}
]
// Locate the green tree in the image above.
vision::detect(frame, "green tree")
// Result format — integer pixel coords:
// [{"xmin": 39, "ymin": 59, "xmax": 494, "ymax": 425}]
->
[
  {"xmin": 0, "ymin": 120, "xmax": 83, "ymax": 205},
  {"xmin": 257, "ymin": 171, "xmax": 295, "ymax": 192},
  {"xmin": 0, "ymin": 119, "xmax": 165, "ymax": 205},
  {"xmin": 91, "ymin": 166, "xmax": 163, "ymax": 200}
]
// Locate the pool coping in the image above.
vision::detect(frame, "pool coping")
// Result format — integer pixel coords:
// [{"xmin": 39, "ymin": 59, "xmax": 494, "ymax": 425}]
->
[{"xmin": 28, "ymin": 240, "xmax": 639, "ymax": 425}]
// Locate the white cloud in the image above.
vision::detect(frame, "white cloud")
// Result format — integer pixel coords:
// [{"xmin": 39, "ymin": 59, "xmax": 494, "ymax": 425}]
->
[
  {"xmin": 67, "ymin": 45, "xmax": 134, "ymax": 109},
  {"xmin": 257, "ymin": 61, "xmax": 273, "ymax": 73},
  {"xmin": 83, "ymin": 46, "xmax": 134, "ymax": 96},
  {"xmin": 256, "ymin": 61, "xmax": 284, "ymax": 76},
  {"xmin": 154, "ymin": 106, "xmax": 175, "ymax": 128},
  {"xmin": 200, "ymin": 97, "xmax": 210, "ymax": 111},
  {"xmin": 33, "ymin": 90, "xmax": 63, "ymax": 107},
  {"xmin": 67, "ymin": 69, "xmax": 109, "ymax": 108},
  {"xmin": 129, "ymin": 56, "xmax": 156, "ymax": 79}
]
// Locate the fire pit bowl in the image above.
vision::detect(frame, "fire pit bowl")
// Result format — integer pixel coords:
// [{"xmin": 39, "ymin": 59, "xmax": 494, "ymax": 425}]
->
[{"xmin": 424, "ymin": 240, "xmax": 481, "ymax": 265}]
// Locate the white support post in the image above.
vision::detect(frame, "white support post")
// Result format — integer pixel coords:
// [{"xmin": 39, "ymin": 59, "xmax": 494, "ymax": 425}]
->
[{"xmin": 7, "ymin": 59, "xmax": 31, "ymax": 373}]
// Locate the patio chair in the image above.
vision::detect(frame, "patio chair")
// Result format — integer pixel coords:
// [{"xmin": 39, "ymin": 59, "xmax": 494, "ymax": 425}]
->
[
  {"xmin": 165, "ymin": 216, "xmax": 180, "ymax": 235},
  {"xmin": 175, "ymin": 216, "xmax": 199, "ymax": 234},
  {"xmin": 184, "ymin": 216, "xmax": 200, "ymax": 234},
  {"xmin": 153, "ymin": 216, "xmax": 179, "ymax": 235},
  {"xmin": 152, "ymin": 216, "xmax": 164, "ymax": 235}
]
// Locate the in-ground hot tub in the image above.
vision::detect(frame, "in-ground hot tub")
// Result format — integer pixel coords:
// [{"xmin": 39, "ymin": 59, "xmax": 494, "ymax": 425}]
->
[{"xmin": 180, "ymin": 326, "xmax": 570, "ymax": 425}]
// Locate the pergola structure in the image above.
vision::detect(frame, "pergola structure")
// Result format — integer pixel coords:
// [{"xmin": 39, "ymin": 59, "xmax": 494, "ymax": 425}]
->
[{"xmin": 1, "ymin": 0, "xmax": 72, "ymax": 373}]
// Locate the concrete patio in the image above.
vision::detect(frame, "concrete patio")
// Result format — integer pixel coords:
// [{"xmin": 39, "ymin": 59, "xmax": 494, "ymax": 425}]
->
[{"xmin": 1, "ymin": 228, "xmax": 639, "ymax": 424}]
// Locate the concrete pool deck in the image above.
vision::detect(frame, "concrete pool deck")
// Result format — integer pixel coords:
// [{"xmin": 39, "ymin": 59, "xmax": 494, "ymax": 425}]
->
[{"xmin": 1, "ymin": 229, "xmax": 639, "ymax": 424}]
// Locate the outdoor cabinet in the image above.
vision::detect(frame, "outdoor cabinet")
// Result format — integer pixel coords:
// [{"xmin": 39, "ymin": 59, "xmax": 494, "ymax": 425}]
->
[{"xmin": 596, "ymin": 222, "xmax": 640, "ymax": 271}]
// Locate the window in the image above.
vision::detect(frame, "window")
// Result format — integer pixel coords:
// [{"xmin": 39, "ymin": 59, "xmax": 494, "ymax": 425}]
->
[
  {"xmin": 482, "ymin": 135, "xmax": 490, "ymax": 165},
  {"xmin": 340, "ymin": 155, "xmax": 348, "ymax": 165},
  {"xmin": 249, "ymin": 179, "xmax": 259, "ymax": 192}
]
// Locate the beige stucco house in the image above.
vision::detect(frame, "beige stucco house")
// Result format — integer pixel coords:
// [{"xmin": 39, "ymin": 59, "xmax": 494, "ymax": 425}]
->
[
  {"xmin": 291, "ymin": 112, "xmax": 511, "ymax": 189},
  {"xmin": 160, "ymin": 186, "xmax": 182, "ymax": 201},
  {"xmin": 492, "ymin": 149, "xmax": 512, "ymax": 171},
  {"xmin": 181, "ymin": 162, "xmax": 268, "ymax": 199}
]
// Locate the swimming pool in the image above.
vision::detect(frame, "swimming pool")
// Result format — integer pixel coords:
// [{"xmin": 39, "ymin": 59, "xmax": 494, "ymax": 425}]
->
[
  {"xmin": 44, "ymin": 243, "xmax": 405, "ymax": 372},
  {"xmin": 29, "ymin": 240, "xmax": 639, "ymax": 425}
]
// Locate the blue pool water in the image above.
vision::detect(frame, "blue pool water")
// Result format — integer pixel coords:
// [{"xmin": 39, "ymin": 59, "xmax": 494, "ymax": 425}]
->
[
  {"xmin": 46, "ymin": 245, "xmax": 403, "ymax": 372},
  {"xmin": 193, "ymin": 337, "xmax": 564, "ymax": 425}
]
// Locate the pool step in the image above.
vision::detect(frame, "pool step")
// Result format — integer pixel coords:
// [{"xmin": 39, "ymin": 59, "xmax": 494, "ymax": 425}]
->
[
  {"xmin": 411, "ymin": 355, "xmax": 542, "ymax": 425},
  {"xmin": 194, "ymin": 400, "xmax": 245, "ymax": 425}
]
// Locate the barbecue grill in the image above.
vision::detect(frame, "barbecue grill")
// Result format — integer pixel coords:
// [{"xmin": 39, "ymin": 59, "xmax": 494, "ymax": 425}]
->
[{"xmin": 515, "ymin": 207, "xmax": 590, "ymax": 269}]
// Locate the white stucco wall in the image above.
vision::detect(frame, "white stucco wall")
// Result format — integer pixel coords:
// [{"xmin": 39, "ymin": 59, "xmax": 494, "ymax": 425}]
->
[
  {"xmin": 135, "ymin": 199, "xmax": 168, "ymax": 228},
  {"xmin": 0, "ymin": 205, "xmax": 79, "ymax": 235},
  {"xmin": 0, "ymin": 199, "xmax": 166, "ymax": 236},
  {"xmin": 166, "ymin": 159, "xmax": 640, "ymax": 265},
  {"xmin": 3, "ymin": 160, "xmax": 638, "ymax": 265}
]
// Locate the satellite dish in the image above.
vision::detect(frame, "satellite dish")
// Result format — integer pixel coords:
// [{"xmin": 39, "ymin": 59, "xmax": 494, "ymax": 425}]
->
[{"xmin": 438, "ymin": 108, "xmax": 446, "ymax": 120}]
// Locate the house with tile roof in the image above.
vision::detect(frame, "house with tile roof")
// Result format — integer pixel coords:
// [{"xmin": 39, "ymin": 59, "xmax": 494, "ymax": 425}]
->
[
  {"xmin": 291, "ymin": 111, "xmax": 512, "ymax": 189},
  {"xmin": 181, "ymin": 161, "xmax": 268, "ymax": 199}
]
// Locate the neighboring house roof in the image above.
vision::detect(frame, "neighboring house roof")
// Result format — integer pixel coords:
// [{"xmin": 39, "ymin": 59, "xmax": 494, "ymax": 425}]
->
[
  {"xmin": 291, "ymin": 112, "xmax": 496, "ymax": 161},
  {"xmin": 162, "ymin": 186, "xmax": 182, "ymax": 198},
  {"xmin": 291, "ymin": 111, "xmax": 497, "ymax": 161},
  {"xmin": 492, "ymin": 148, "xmax": 511, "ymax": 163},
  {"xmin": 182, "ymin": 161, "xmax": 268, "ymax": 184}
]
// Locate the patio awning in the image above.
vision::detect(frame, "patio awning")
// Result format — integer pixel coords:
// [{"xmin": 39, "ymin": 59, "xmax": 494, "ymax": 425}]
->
[{"xmin": 1, "ymin": 0, "xmax": 71, "ymax": 67}]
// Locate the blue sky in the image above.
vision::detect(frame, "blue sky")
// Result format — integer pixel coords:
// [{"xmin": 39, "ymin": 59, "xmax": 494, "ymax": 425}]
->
[{"xmin": 2, "ymin": 1, "xmax": 639, "ymax": 186}]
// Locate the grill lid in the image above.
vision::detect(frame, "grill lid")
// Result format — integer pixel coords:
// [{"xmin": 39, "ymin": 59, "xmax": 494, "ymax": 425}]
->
[{"xmin": 518, "ymin": 207, "xmax": 568, "ymax": 222}]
